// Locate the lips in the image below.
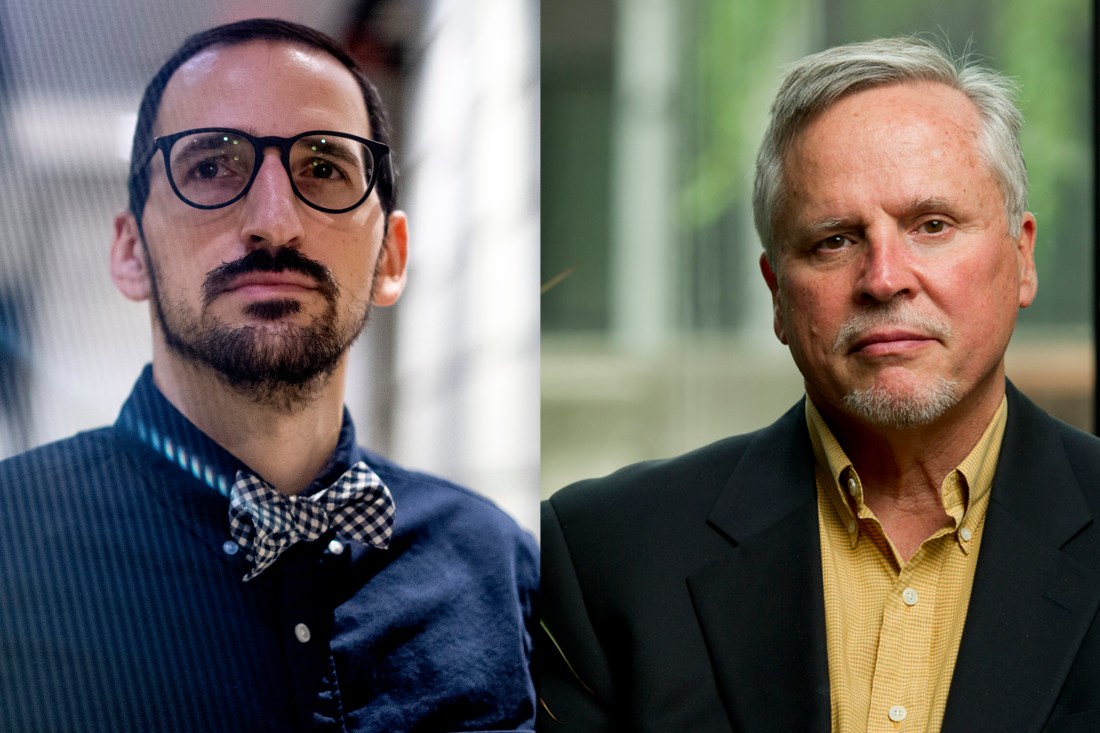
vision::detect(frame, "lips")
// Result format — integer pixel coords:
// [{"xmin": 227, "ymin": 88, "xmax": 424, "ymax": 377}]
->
[
  {"xmin": 848, "ymin": 329, "xmax": 937, "ymax": 355},
  {"xmin": 219, "ymin": 272, "xmax": 320, "ymax": 296}
]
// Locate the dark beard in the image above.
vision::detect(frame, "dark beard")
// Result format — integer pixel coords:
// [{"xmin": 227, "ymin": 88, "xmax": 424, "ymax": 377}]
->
[{"xmin": 147, "ymin": 246, "xmax": 372, "ymax": 410}]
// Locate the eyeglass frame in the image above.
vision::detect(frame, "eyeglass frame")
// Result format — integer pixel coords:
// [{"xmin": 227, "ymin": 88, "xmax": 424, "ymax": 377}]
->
[{"xmin": 135, "ymin": 127, "xmax": 392, "ymax": 215}]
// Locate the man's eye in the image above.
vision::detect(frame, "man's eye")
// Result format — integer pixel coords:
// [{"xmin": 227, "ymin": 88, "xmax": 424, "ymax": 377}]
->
[
  {"xmin": 304, "ymin": 158, "xmax": 348, "ymax": 181},
  {"xmin": 196, "ymin": 160, "xmax": 222, "ymax": 179},
  {"xmin": 921, "ymin": 219, "xmax": 947, "ymax": 233},
  {"xmin": 309, "ymin": 160, "xmax": 335, "ymax": 179},
  {"xmin": 818, "ymin": 235, "xmax": 849, "ymax": 250},
  {"xmin": 184, "ymin": 155, "xmax": 245, "ymax": 181}
]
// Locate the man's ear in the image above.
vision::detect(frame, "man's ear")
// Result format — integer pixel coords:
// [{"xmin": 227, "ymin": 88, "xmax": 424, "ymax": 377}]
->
[
  {"xmin": 110, "ymin": 211, "xmax": 152, "ymax": 302},
  {"xmin": 759, "ymin": 252, "xmax": 788, "ymax": 345},
  {"xmin": 1015, "ymin": 212, "xmax": 1038, "ymax": 309},
  {"xmin": 372, "ymin": 210, "xmax": 409, "ymax": 307}
]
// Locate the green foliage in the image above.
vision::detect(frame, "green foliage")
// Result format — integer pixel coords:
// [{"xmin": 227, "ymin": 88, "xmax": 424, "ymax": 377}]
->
[
  {"xmin": 994, "ymin": 0, "xmax": 1091, "ymax": 324},
  {"xmin": 678, "ymin": 0, "xmax": 800, "ymax": 232}
]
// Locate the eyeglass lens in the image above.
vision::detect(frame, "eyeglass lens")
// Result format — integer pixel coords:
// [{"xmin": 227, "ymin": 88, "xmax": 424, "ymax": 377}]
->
[{"xmin": 166, "ymin": 131, "xmax": 376, "ymax": 211}]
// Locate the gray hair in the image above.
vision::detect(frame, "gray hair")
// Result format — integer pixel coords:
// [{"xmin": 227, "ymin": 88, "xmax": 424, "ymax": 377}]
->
[{"xmin": 752, "ymin": 37, "xmax": 1027, "ymax": 264}]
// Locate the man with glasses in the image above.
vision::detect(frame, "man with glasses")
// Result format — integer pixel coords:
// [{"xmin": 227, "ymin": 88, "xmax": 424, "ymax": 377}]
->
[{"xmin": 0, "ymin": 19, "xmax": 536, "ymax": 732}]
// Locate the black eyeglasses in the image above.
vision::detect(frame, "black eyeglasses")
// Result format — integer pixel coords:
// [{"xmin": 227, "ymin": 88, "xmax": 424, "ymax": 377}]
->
[{"xmin": 138, "ymin": 128, "xmax": 391, "ymax": 214}]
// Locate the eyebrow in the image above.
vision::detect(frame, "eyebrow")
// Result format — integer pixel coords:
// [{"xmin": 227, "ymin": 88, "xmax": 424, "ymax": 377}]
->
[
  {"xmin": 802, "ymin": 216, "xmax": 856, "ymax": 237},
  {"xmin": 177, "ymin": 132, "xmax": 243, "ymax": 152},
  {"xmin": 800, "ymin": 197, "xmax": 960, "ymax": 235},
  {"xmin": 298, "ymin": 135, "xmax": 365, "ymax": 166},
  {"xmin": 903, "ymin": 196, "xmax": 956, "ymax": 214}
]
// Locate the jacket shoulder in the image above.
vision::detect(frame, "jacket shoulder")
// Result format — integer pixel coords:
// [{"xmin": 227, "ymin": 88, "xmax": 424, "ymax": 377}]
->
[
  {"xmin": 547, "ymin": 397, "xmax": 806, "ymax": 527},
  {"xmin": 1006, "ymin": 383, "xmax": 1100, "ymax": 498},
  {"xmin": 1052, "ymin": 418, "xmax": 1100, "ymax": 496},
  {"xmin": 549, "ymin": 431, "xmax": 758, "ymax": 518},
  {"xmin": 1051, "ymin": 416, "xmax": 1100, "ymax": 460},
  {"xmin": 0, "ymin": 428, "xmax": 122, "ymax": 490}
]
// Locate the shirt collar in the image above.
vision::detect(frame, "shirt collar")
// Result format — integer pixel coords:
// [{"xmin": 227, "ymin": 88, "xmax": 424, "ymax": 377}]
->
[
  {"xmin": 114, "ymin": 364, "xmax": 361, "ymax": 498},
  {"xmin": 805, "ymin": 394, "xmax": 1008, "ymax": 548}
]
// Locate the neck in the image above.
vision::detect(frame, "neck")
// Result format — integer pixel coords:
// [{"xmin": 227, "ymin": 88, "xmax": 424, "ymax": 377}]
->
[
  {"xmin": 811, "ymin": 373, "xmax": 1006, "ymax": 560},
  {"xmin": 151, "ymin": 338, "xmax": 348, "ymax": 495}
]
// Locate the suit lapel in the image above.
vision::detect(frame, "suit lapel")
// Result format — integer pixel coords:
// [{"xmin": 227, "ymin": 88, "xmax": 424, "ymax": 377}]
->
[
  {"xmin": 943, "ymin": 384, "xmax": 1100, "ymax": 731},
  {"xmin": 687, "ymin": 401, "xmax": 831, "ymax": 733}
]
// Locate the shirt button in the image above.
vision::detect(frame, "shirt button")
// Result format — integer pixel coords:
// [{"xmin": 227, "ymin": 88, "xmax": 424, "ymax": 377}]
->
[
  {"xmin": 294, "ymin": 623, "xmax": 311, "ymax": 644},
  {"xmin": 327, "ymin": 539, "xmax": 345, "ymax": 555},
  {"xmin": 902, "ymin": 587, "xmax": 919, "ymax": 606},
  {"xmin": 960, "ymin": 527, "xmax": 973, "ymax": 542},
  {"xmin": 847, "ymin": 520, "xmax": 857, "ymax": 534},
  {"xmin": 888, "ymin": 705, "xmax": 907, "ymax": 722},
  {"xmin": 847, "ymin": 477, "xmax": 858, "ymax": 496},
  {"xmin": 222, "ymin": 540, "xmax": 239, "ymax": 556}
]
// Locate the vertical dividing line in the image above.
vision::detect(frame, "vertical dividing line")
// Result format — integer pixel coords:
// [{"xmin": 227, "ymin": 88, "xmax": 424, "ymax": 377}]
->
[{"xmin": 1094, "ymin": 0, "xmax": 1099, "ymax": 434}]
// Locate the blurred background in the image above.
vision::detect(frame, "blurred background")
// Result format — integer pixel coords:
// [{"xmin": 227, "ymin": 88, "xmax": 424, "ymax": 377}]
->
[
  {"xmin": 542, "ymin": 0, "xmax": 1093, "ymax": 495},
  {"xmin": 0, "ymin": 0, "xmax": 539, "ymax": 534}
]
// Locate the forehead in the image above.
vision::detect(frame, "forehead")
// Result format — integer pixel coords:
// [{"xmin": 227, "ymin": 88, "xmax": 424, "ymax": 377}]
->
[
  {"xmin": 792, "ymin": 81, "xmax": 982, "ymax": 163},
  {"xmin": 780, "ymin": 82, "xmax": 998, "ymax": 221},
  {"xmin": 155, "ymin": 40, "xmax": 371, "ymax": 138}
]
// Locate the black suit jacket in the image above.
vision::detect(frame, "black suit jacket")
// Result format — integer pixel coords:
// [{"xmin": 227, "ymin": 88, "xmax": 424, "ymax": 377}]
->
[{"xmin": 540, "ymin": 383, "xmax": 1100, "ymax": 732}]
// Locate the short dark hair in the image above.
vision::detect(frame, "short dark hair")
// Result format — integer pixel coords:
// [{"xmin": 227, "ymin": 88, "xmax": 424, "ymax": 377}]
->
[{"xmin": 127, "ymin": 18, "xmax": 396, "ymax": 222}]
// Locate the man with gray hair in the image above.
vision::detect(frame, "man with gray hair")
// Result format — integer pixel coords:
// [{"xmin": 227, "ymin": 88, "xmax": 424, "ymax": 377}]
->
[{"xmin": 540, "ymin": 37, "xmax": 1100, "ymax": 732}]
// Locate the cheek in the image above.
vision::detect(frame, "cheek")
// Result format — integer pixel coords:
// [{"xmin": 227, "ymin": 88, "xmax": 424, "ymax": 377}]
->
[
  {"xmin": 335, "ymin": 230, "xmax": 379, "ymax": 274},
  {"xmin": 312, "ymin": 213, "xmax": 382, "ymax": 272},
  {"xmin": 150, "ymin": 238, "xmax": 212, "ymax": 289},
  {"xmin": 322, "ymin": 239, "xmax": 379, "ymax": 295},
  {"xmin": 783, "ymin": 278, "xmax": 841, "ymax": 347},
  {"xmin": 940, "ymin": 244, "xmax": 1019, "ymax": 314}
]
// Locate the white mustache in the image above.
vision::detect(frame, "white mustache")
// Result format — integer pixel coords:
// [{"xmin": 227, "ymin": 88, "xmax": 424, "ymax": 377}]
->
[{"xmin": 832, "ymin": 307, "xmax": 953, "ymax": 354}]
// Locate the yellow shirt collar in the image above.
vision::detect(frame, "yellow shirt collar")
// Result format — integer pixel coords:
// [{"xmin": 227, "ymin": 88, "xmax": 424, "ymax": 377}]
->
[{"xmin": 804, "ymin": 394, "xmax": 1007, "ymax": 551}]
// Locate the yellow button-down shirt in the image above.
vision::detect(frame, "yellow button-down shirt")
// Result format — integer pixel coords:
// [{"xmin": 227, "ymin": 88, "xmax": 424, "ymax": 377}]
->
[{"xmin": 806, "ymin": 397, "xmax": 1006, "ymax": 732}]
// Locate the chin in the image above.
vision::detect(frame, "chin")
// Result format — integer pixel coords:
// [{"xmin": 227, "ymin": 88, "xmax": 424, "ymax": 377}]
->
[{"xmin": 841, "ymin": 374, "xmax": 962, "ymax": 429}]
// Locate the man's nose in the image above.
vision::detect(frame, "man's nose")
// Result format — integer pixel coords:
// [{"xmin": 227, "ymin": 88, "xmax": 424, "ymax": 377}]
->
[
  {"xmin": 855, "ymin": 229, "xmax": 918, "ymax": 303},
  {"xmin": 238, "ymin": 150, "xmax": 305, "ymax": 249}
]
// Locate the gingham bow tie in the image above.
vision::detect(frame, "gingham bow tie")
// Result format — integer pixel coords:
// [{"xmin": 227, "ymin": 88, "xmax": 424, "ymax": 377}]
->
[{"xmin": 228, "ymin": 461, "xmax": 395, "ymax": 581}]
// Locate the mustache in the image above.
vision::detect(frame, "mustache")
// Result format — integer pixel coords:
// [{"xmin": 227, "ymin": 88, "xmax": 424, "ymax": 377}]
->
[
  {"xmin": 202, "ymin": 248, "xmax": 337, "ymax": 307},
  {"xmin": 832, "ymin": 305, "xmax": 953, "ymax": 354}
]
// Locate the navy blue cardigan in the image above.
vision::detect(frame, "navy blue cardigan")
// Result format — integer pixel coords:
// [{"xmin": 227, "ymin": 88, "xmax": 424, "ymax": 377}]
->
[{"xmin": 0, "ymin": 367, "xmax": 537, "ymax": 732}]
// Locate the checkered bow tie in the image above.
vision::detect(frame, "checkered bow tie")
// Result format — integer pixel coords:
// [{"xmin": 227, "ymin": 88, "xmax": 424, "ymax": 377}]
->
[{"xmin": 228, "ymin": 460, "xmax": 395, "ymax": 582}]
